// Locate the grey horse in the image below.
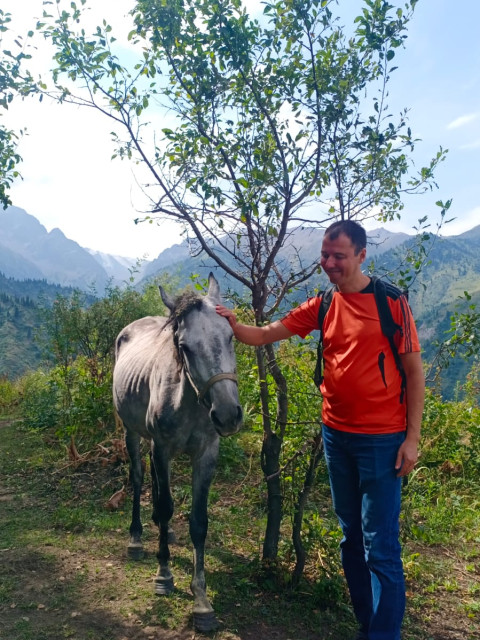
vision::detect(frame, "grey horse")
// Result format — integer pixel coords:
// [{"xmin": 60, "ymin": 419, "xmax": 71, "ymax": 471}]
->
[{"xmin": 113, "ymin": 274, "xmax": 243, "ymax": 631}]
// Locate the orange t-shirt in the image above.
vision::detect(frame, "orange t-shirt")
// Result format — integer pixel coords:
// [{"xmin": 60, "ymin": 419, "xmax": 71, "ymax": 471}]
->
[{"xmin": 281, "ymin": 282, "xmax": 420, "ymax": 434}]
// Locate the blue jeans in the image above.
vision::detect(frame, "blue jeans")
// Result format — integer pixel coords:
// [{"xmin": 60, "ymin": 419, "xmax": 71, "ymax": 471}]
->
[{"xmin": 322, "ymin": 424, "xmax": 406, "ymax": 640}]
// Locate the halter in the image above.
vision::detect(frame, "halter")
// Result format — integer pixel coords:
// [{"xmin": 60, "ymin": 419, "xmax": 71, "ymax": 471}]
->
[
  {"xmin": 179, "ymin": 351, "xmax": 238, "ymax": 405},
  {"xmin": 196, "ymin": 372, "xmax": 238, "ymax": 404},
  {"xmin": 172, "ymin": 321, "xmax": 238, "ymax": 406}
]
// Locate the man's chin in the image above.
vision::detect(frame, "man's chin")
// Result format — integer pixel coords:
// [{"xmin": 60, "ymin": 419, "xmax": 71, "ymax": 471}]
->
[{"xmin": 326, "ymin": 272, "xmax": 341, "ymax": 283}]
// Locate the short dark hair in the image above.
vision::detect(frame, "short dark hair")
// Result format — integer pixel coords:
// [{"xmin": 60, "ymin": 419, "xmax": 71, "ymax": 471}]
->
[{"xmin": 324, "ymin": 219, "xmax": 366, "ymax": 255}]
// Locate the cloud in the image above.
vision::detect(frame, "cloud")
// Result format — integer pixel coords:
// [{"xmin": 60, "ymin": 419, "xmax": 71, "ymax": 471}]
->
[
  {"xmin": 441, "ymin": 207, "xmax": 480, "ymax": 236},
  {"xmin": 459, "ymin": 139, "xmax": 480, "ymax": 150},
  {"xmin": 447, "ymin": 113, "xmax": 480, "ymax": 130},
  {"xmin": 5, "ymin": 97, "xmax": 180, "ymax": 259}
]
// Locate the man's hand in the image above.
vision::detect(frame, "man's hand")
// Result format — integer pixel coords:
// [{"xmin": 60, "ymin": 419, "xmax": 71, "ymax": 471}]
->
[
  {"xmin": 395, "ymin": 437, "xmax": 419, "ymax": 477},
  {"xmin": 216, "ymin": 304, "xmax": 237, "ymax": 329}
]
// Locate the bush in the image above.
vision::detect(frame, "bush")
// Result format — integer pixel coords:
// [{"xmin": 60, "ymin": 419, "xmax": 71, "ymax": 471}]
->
[
  {"xmin": 0, "ymin": 376, "xmax": 20, "ymax": 414},
  {"xmin": 401, "ymin": 389, "xmax": 480, "ymax": 544},
  {"xmin": 19, "ymin": 369, "xmax": 61, "ymax": 430},
  {"xmin": 421, "ymin": 390, "xmax": 480, "ymax": 476},
  {"xmin": 57, "ymin": 356, "xmax": 115, "ymax": 444}
]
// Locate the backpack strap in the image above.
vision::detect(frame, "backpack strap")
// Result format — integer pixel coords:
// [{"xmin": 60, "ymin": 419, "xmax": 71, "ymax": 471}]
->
[
  {"xmin": 313, "ymin": 285, "xmax": 336, "ymax": 388},
  {"xmin": 313, "ymin": 277, "xmax": 407, "ymax": 404},
  {"xmin": 371, "ymin": 276, "xmax": 407, "ymax": 404}
]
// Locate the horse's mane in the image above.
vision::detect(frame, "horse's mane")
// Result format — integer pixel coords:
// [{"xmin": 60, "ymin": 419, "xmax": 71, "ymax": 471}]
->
[
  {"xmin": 165, "ymin": 290, "xmax": 205, "ymax": 367},
  {"xmin": 167, "ymin": 289, "xmax": 204, "ymax": 324}
]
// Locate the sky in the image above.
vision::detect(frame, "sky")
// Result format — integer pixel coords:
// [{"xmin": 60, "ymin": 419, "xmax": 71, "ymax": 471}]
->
[{"xmin": 1, "ymin": 0, "xmax": 479, "ymax": 260}]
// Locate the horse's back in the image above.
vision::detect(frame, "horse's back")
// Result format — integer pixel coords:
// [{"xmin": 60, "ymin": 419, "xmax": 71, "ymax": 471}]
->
[{"xmin": 115, "ymin": 316, "xmax": 168, "ymax": 355}]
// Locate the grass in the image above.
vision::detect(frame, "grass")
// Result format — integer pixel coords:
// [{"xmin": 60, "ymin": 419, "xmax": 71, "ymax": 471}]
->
[{"xmin": 0, "ymin": 413, "xmax": 479, "ymax": 640}]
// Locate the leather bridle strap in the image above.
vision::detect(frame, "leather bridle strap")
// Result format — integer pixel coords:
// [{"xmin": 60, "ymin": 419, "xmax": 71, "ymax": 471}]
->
[
  {"xmin": 176, "ymin": 334, "xmax": 238, "ymax": 405},
  {"xmin": 197, "ymin": 373, "xmax": 238, "ymax": 404}
]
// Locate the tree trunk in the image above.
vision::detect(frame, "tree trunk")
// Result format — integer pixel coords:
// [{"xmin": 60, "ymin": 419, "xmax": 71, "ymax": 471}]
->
[
  {"xmin": 261, "ymin": 431, "xmax": 283, "ymax": 560},
  {"xmin": 260, "ymin": 343, "xmax": 289, "ymax": 561},
  {"xmin": 291, "ymin": 433, "xmax": 324, "ymax": 586}
]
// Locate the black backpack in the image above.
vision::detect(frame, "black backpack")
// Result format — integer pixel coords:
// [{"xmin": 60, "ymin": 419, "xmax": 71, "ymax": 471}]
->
[{"xmin": 313, "ymin": 276, "xmax": 407, "ymax": 403}]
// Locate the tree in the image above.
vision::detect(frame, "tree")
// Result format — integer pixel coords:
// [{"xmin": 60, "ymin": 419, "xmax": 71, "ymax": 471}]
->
[
  {"xmin": 0, "ymin": 10, "xmax": 36, "ymax": 208},
  {"xmin": 36, "ymin": 0, "xmax": 444, "ymax": 571},
  {"xmin": 41, "ymin": 277, "xmax": 170, "ymax": 369},
  {"xmin": 426, "ymin": 290, "xmax": 480, "ymax": 388}
]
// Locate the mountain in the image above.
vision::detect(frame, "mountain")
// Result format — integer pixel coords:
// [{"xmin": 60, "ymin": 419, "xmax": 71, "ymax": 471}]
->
[
  {"xmin": 0, "ymin": 241, "xmax": 44, "ymax": 280},
  {"xmin": 372, "ymin": 228, "xmax": 480, "ymax": 314},
  {"xmin": 139, "ymin": 226, "xmax": 412, "ymax": 294},
  {"xmin": 0, "ymin": 207, "xmax": 413, "ymax": 293},
  {"xmin": 0, "ymin": 206, "xmax": 134, "ymax": 292},
  {"xmin": 0, "ymin": 291, "xmax": 44, "ymax": 379},
  {"xmin": 370, "ymin": 228, "xmax": 480, "ymax": 399},
  {"xmin": 1, "ymin": 205, "xmax": 479, "ymax": 399},
  {"xmin": 0, "ymin": 272, "xmax": 80, "ymax": 379},
  {"xmin": 142, "ymin": 242, "xmax": 191, "ymax": 280},
  {"xmin": 86, "ymin": 249, "xmax": 142, "ymax": 285}
]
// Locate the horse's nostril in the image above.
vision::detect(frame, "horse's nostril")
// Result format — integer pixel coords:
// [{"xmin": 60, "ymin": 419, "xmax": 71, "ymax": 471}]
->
[
  {"xmin": 210, "ymin": 406, "xmax": 243, "ymax": 432},
  {"xmin": 211, "ymin": 410, "xmax": 222, "ymax": 429}
]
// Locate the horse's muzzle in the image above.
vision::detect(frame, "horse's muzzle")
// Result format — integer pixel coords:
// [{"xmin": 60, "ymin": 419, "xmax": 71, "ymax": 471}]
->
[{"xmin": 210, "ymin": 404, "xmax": 243, "ymax": 436}]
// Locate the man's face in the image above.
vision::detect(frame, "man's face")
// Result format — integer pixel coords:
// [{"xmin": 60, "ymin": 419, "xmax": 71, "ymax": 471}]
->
[{"xmin": 320, "ymin": 232, "xmax": 366, "ymax": 289}]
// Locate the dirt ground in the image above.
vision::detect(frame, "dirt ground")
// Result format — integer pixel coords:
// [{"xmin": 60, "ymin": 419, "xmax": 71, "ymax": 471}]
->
[
  {"xmin": 0, "ymin": 493, "xmax": 324, "ymax": 640},
  {"xmin": 0, "ymin": 420, "xmax": 479, "ymax": 640},
  {"xmin": 1, "ymin": 542, "xmax": 476, "ymax": 640}
]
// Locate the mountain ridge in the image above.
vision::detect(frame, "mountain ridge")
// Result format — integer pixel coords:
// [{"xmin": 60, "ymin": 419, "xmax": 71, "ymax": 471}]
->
[
  {"xmin": 2, "ymin": 206, "xmax": 479, "ymax": 299},
  {"xmin": 1, "ymin": 206, "xmax": 479, "ymax": 400},
  {"xmin": 1, "ymin": 206, "xmax": 418, "ymax": 292},
  {"xmin": 0, "ymin": 206, "xmax": 112, "ymax": 291}
]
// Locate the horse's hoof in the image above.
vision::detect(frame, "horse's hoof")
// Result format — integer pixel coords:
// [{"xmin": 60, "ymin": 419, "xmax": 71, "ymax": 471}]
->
[
  {"xmin": 154, "ymin": 575, "xmax": 174, "ymax": 595},
  {"xmin": 193, "ymin": 610, "xmax": 218, "ymax": 632},
  {"xmin": 127, "ymin": 542, "xmax": 144, "ymax": 561}
]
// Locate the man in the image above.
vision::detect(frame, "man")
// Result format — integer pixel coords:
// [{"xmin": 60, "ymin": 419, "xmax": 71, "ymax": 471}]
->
[{"xmin": 216, "ymin": 219, "xmax": 424, "ymax": 640}]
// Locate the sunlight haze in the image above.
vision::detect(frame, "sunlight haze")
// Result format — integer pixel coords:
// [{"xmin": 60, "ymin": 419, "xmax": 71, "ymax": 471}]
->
[{"xmin": 2, "ymin": 0, "xmax": 479, "ymax": 259}]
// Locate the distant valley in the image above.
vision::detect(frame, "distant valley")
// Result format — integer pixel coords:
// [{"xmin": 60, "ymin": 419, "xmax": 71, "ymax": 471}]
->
[
  {"xmin": 0, "ymin": 206, "xmax": 412, "ymax": 293},
  {"xmin": 1, "ymin": 205, "xmax": 479, "ymax": 398}
]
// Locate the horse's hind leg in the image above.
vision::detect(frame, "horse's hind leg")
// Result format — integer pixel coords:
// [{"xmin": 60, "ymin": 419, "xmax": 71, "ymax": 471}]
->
[
  {"xmin": 150, "ymin": 443, "xmax": 174, "ymax": 595},
  {"xmin": 125, "ymin": 428, "xmax": 144, "ymax": 560},
  {"xmin": 150, "ymin": 448, "xmax": 176, "ymax": 545}
]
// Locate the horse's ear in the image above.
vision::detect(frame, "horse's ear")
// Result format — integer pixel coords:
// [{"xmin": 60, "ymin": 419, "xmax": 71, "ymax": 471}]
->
[
  {"xmin": 159, "ymin": 286, "xmax": 175, "ymax": 313},
  {"xmin": 207, "ymin": 272, "xmax": 221, "ymax": 303}
]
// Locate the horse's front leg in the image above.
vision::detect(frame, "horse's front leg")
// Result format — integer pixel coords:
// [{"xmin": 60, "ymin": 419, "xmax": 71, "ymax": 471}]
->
[
  {"xmin": 190, "ymin": 443, "xmax": 219, "ymax": 632},
  {"xmin": 150, "ymin": 443, "xmax": 174, "ymax": 595}
]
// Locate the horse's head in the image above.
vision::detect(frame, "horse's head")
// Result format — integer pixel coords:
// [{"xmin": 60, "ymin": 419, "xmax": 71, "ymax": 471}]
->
[{"xmin": 160, "ymin": 274, "xmax": 243, "ymax": 437}]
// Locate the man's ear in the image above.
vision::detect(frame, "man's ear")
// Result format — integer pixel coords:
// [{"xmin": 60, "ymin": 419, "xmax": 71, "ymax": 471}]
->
[{"xmin": 359, "ymin": 248, "xmax": 367, "ymax": 263}]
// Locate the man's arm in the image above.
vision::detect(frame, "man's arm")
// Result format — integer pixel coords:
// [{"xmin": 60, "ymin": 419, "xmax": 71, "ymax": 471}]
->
[
  {"xmin": 395, "ymin": 351, "xmax": 425, "ymax": 477},
  {"xmin": 216, "ymin": 305, "xmax": 294, "ymax": 346}
]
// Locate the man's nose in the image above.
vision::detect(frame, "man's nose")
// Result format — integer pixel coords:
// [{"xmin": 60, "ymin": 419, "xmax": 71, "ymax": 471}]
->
[{"xmin": 323, "ymin": 256, "xmax": 335, "ymax": 268}]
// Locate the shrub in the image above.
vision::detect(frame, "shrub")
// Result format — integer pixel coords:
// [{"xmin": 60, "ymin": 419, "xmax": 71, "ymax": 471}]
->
[
  {"xmin": 19, "ymin": 369, "xmax": 61, "ymax": 430},
  {"xmin": 0, "ymin": 375, "xmax": 20, "ymax": 414}
]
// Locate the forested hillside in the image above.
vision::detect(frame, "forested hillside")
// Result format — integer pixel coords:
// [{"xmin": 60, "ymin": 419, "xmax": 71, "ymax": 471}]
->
[
  {"xmin": 1, "ymin": 226, "xmax": 479, "ymax": 398},
  {"xmin": 0, "ymin": 273, "xmax": 79, "ymax": 378},
  {"xmin": 0, "ymin": 291, "xmax": 44, "ymax": 378},
  {"xmin": 371, "ymin": 231, "xmax": 480, "ymax": 398}
]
